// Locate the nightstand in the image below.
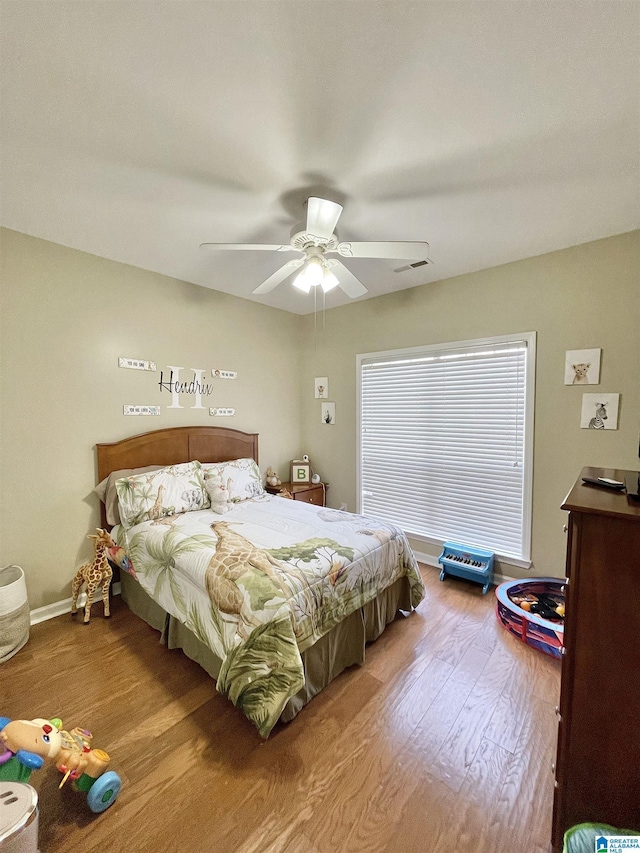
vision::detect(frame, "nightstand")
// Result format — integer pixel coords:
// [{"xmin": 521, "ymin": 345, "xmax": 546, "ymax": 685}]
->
[{"xmin": 265, "ymin": 481, "xmax": 326, "ymax": 507}]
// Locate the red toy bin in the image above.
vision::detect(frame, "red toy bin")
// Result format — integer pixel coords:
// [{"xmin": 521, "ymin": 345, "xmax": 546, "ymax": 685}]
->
[{"xmin": 495, "ymin": 577, "xmax": 564, "ymax": 659}]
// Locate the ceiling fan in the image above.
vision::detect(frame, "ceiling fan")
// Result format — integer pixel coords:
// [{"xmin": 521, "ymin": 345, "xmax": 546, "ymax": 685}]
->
[{"xmin": 200, "ymin": 197, "xmax": 430, "ymax": 298}]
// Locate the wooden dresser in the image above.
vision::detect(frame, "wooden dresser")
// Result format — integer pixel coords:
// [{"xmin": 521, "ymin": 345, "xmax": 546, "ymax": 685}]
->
[
  {"xmin": 552, "ymin": 467, "xmax": 640, "ymax": 850},
  {"xmin": 265, "ymin": 481, "xmax": 326, "ymax": 506}
]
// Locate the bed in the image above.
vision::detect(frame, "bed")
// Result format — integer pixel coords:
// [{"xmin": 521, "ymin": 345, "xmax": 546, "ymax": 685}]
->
[{"xmin": 96, "ymin": 426, "xmax": 425, "ymax": 737}]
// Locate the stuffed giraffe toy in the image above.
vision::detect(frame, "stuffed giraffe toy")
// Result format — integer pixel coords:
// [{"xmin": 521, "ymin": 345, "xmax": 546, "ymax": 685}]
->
[{"xmin": 71, "ymin": 528, "xmax": 115, "ymax": 624}]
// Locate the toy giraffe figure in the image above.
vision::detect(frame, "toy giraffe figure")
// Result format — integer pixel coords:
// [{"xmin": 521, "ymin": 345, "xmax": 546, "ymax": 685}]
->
[{"xmin": 71, "ymin": 529, "xmax": 115, "ymax": 624}]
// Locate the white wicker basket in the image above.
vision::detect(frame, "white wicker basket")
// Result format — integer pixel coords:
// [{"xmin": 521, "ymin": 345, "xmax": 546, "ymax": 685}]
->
[{"xmin": 0, "ymin": 565, "xmax": 30, "ymax": 663}]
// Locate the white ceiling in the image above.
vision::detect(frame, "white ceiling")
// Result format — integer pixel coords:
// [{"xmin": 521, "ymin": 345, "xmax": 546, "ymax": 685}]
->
[{"xmin": 1, "ymin": 1, "xmax": 638, "ymax": 314}]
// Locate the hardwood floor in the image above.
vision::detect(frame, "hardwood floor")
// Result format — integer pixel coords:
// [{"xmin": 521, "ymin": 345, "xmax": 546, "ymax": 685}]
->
[{"xmin": 2, "ymin": 566, "xmax": 560, "ymax": 853}]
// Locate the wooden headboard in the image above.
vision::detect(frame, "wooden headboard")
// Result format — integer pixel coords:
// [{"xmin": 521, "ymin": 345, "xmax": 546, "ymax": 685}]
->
[{"xmin": 96, "ymin": 426, "xmax": 259, "ymax": 527}]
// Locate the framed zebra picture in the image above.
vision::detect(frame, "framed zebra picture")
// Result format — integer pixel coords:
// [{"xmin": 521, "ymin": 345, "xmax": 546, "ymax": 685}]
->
[{"xmin": 580, "ymin": 393, "xmax": 620, "ymax": 430}]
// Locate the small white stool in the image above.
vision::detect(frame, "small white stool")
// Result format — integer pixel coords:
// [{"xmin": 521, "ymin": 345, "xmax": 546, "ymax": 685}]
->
[{"xmin": 0, "ymin": 782, "xmax": 39, "ymax": 853}]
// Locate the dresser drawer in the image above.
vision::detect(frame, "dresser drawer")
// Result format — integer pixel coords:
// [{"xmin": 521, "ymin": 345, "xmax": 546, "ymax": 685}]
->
[{"xmin": 293, "ymin": 486, "xmax": 324, "ymax": 506}]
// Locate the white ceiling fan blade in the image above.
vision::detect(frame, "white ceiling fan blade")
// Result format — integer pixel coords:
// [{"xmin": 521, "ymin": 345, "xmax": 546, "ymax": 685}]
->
[
  {"xmin": 332, "ymin": 261, "xmax": 368, "ymax": 298},
  {"xmin": 252, "ymin": 259, "xmax": 304, "ymax": 294},
  {"xmin": 334, "ymin": 241, "xmax": 430, "ymax": 260},
  {"xmin": 200, "ymin": 243, "xmax": 296, "ymax": 252},
  {"xmin": 306, "ymin": 197, "xmax": 343, "ymax": 241}
]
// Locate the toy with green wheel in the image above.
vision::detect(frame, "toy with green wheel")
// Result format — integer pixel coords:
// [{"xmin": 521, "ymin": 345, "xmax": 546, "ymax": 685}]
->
[{"xmin": 0, "ymin": 716, "xmax": 121, "ymax": 813}]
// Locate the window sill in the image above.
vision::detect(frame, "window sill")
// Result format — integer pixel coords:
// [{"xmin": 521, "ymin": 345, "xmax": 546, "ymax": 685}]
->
[{"xmin": 407, "ymin": 532, "xmax": 532, "ymax": 571}]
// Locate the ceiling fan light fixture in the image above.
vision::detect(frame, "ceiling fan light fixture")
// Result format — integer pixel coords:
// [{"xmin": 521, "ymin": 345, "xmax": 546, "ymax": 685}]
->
[
  {"xmin": 293, "ymin": 257, "xmax": 325, "ymax": 292},
  {"xmin": 292, "ymin": 269, "xmax": 312, "ymax": 293},
  {"xmin": 321, "ymin": 270, "xmax": 339, "ymax": 292}
]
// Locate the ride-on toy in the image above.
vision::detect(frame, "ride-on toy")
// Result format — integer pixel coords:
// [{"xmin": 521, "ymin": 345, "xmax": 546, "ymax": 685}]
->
[{"xmin": 0, "ymin": 716, "xmax": 121, "ymax": 813}]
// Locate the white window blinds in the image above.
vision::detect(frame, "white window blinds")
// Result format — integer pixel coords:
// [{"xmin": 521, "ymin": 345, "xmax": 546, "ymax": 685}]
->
[{"xmin": 358, "ymin": 335, "xmax": 535, "ymax": 562}]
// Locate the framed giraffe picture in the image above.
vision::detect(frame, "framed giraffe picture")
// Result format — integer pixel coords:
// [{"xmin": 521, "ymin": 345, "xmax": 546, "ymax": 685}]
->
[{"xmin": 580, "ymin": 393, "xmax": 620, "ymax": 430}]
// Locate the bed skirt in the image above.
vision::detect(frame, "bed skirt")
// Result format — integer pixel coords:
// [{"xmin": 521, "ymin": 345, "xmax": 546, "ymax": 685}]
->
[{"xmin": 119, "ymin": 570, "xmax": 413, "ymax": 724}]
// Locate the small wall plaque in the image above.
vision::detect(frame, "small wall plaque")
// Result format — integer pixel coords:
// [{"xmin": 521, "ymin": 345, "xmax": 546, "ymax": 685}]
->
[
  {"xmin": 119, "ymin": 357, "xmax": 157, "ymax": 371},
  {"xmin": 212, "ymin": 369, "xmax": 237, "ymax": 379},
  {"xmin": 124, "ymin": 405, "xmax": 160, "ymax": 416},
  {"xmin": 210, "ymin": 407, "xmax": 236, "ymax": 416}
]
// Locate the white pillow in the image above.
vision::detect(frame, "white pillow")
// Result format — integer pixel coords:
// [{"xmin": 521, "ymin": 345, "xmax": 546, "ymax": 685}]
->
[
  {"xmin": 115, "ymin": 461, "xmax": 209, "ymax": 528},
  {"xmin": 201, "ymin": 458, "xmax": 265, "ymax": 502}
]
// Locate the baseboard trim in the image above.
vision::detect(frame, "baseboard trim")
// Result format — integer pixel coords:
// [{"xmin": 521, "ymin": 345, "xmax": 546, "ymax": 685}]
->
[
  {"xmin": 28, "ymin": 558, "xmax": 513, "ymax": 625},
  {"xmin": 413, "ymin": 550, "xmax": 515, "ymax": 586},
  {"xmin": 30, "ymin": 582, "xmax": 122, "ymax": 625}
]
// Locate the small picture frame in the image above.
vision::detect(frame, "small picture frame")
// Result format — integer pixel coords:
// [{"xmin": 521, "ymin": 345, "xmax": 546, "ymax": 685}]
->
[
  {"xmin": 321, "ymin": 402, "xmax": 336, "ymax": 424},
  {"xmin": 315, "ymin": 377, "xmax": 328, "ymax": 399},
  {"xmin": 290, "ymin": 460, "xmax": 311, "ymax": 483},
  {"xmin": 564, "ymin": 349, "xmax": 601, "ymax": 385},
  {"xmin": 580, "ymin": 393, "xmax": 620, "ymax": 430}
]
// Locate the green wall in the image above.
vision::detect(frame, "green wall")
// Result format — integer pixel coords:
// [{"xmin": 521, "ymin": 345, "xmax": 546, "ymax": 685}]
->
[
  {"xmin": 300, "ymin": 230, "xmax": 639, "ymax": 578},
  {"xmin": 1, "ymin": 227, "xmax": 638, "ymax": 609},
  {"xmin": 0, "ymin": 228, "xmax": 303, "ymax": 608}
]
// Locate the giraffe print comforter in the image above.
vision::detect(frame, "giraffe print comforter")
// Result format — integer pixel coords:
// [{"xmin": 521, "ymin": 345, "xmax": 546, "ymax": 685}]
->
[{"xmin": 114, "ymin": 495, "xmax": 425, "ymax": 737}]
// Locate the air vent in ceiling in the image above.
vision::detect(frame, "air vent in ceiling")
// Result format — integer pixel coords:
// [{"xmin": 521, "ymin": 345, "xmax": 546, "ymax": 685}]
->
[{"xmin": 394, "ymin": 258, "xmax": 432, "ymax": 273}]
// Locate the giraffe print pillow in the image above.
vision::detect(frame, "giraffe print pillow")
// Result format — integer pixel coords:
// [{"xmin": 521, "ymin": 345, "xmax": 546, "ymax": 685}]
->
[
  {"xmin": 115, "ymin": 461, "xmax": 209, "ymax": 528},
  {"xmin": 201, "ymin": 458, "xmax": 265, "ymax": 502},
  {"xmin": 94, "ymin": 465, "xmax": 164, "ymax": 526}
]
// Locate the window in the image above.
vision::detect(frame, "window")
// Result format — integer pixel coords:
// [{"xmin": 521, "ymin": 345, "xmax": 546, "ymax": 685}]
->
[{"xmin": 357, "ymin": 333, "xmax": 535, "ymax": 565}]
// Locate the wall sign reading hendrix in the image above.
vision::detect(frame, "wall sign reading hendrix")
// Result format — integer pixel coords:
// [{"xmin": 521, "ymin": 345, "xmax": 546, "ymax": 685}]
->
[
  {"xmin": 119, "ymin": 357, "xmax": 237, "ymax": 414},
  {"xmin": 159, "ymin": 367, "xmax": 213, "ymax": 409},
  {"xmin": 157, "ymin": 366, "xmax": 237, "ymax": 410}
]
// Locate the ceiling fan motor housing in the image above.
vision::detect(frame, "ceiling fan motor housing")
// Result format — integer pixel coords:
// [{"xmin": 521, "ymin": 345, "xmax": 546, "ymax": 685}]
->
[{"xmin": 290, "ymin": 227, "xmax": 339, "ymax": 252}]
